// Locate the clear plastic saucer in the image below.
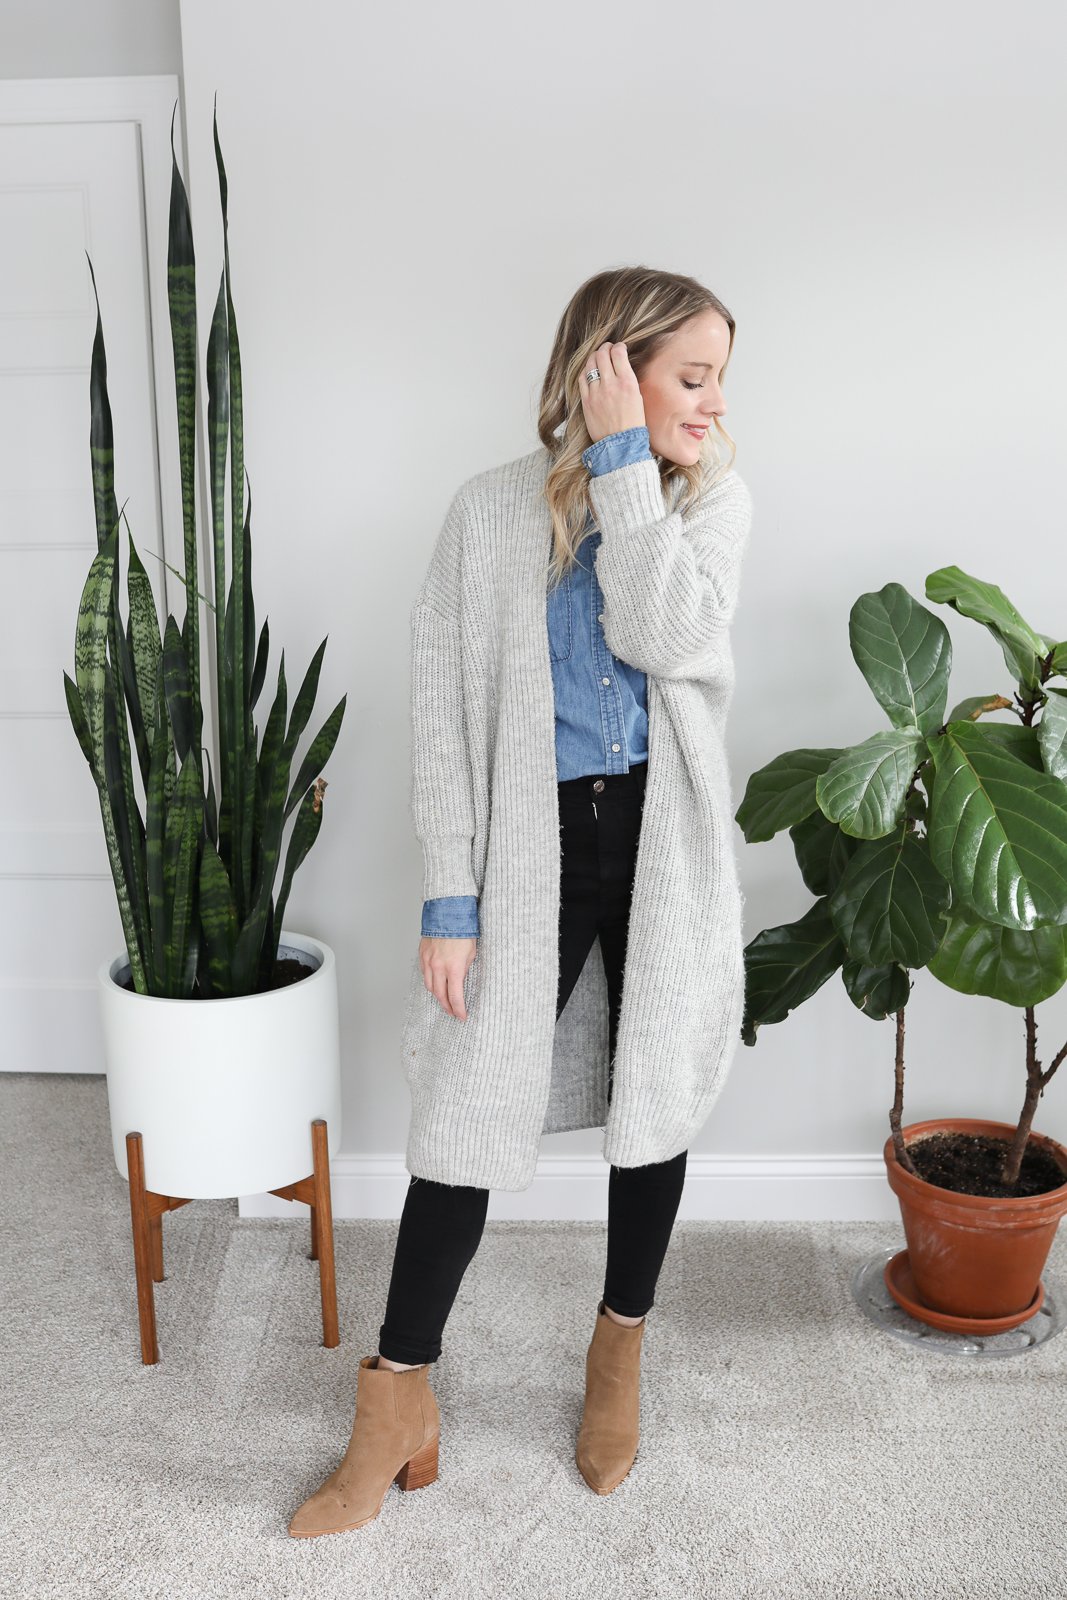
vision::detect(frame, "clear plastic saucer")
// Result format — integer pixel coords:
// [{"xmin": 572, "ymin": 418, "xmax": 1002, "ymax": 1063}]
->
[{"xmin": 851, "ymin": 1245, "xmax": 1064, "ymax": 1359}]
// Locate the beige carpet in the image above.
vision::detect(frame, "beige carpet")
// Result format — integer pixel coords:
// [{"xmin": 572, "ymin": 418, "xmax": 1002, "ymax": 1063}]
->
[{"xmin": 2, "ymin": 1072, "xmax": 1065, "ymax": 1600}]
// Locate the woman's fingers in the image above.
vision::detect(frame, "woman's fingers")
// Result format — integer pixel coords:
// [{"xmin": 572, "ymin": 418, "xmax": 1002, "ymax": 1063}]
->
[{"xmin": 419, "ymin": 936, "xmax": 475, "ymax": 1020}]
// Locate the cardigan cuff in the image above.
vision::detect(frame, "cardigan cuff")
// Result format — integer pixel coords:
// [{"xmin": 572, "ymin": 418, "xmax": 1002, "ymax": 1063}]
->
[
  {"xmin": 586, "ymin": 455, "xmax": 668, "ymax": 538},
  {"xmin": 420, "ymin": 834, "xmax": 478, "ymax": 903}
]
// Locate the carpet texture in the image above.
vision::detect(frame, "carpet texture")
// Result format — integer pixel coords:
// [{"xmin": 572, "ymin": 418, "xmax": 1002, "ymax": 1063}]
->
[{"xmin": 2, "ymin": 1073, "xmax": 1065, "ymax": 1600}]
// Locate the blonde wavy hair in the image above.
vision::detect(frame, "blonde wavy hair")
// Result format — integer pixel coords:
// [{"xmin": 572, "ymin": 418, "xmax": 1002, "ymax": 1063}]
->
[{"xmin": 538, "ymin": 265, "xmax": 737, "ymax": 591}]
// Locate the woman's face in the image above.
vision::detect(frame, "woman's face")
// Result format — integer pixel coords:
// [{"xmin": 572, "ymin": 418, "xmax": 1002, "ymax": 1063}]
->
[{"xmin": 635, "ymin": 308, "xmax": 731, "ymax": 467}]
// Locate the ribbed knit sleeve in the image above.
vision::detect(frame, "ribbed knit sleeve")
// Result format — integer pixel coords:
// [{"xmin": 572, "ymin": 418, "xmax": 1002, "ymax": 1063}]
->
[
  {"xmin": 409, "ymin": 485, "xmax": 479, "ymax": 905},
  {"xmin": 589, "ymin": 456, "xmax": 753, "ymax": 681}
]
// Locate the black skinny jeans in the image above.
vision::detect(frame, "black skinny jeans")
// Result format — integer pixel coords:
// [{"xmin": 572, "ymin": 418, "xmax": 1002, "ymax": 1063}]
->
[{"xmin": 379, "ymin": 760, "xmax": 688, "ymax": 1365}]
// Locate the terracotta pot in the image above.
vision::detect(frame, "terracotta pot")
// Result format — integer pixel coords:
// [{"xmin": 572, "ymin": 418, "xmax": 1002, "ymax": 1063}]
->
[{"xmin": 883, "ymin": 1117, "xmax": 1067, "ymax": 1323}]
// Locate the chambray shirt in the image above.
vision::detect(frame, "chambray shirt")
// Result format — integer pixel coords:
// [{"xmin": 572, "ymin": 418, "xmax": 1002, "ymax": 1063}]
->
[{"xmin": 421, "ymin": 424, "xmax": 654, "ymax": 939}]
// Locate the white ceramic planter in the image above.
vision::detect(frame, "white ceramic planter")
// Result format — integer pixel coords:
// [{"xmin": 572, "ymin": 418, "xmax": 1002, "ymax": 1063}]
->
[{"xmin": 98, "ymin": 931, "xmax": 342, "ymax": 1199}]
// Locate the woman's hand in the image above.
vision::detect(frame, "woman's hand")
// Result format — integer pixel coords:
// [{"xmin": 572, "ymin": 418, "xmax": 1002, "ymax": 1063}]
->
[
  {"xmin": 579, "ymin": 341, "xmax": 647, "ymax": 445},
  {"xmin": 419, "ymin": 935, "xmax": 477, "ymax": 1020}
]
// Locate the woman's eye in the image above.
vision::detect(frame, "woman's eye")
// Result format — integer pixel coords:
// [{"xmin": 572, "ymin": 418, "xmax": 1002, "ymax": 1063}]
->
[{"xmin": 682, "ymin": 379, "xmax": 704, "ymax": 390}]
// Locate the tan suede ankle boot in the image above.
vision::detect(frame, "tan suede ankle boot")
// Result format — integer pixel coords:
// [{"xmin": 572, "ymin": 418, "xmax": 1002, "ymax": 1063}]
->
[
  {"xmin": 288, "ymin": 1354, "xmax": 439, "ymax": 1537},
  {"xmin": 575, "ymin": 1299, "xmax": 646, "ymax": 1494}
]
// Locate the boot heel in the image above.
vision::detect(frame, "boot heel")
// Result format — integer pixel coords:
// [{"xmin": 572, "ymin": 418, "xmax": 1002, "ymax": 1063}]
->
[{"xmin": 395, "ymin": 1433, "xmax": 439, "ymax": 1491}]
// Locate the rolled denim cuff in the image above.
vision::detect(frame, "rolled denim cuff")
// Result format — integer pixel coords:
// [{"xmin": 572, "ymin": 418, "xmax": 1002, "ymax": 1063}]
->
[
  {"xmin": 581, "ymin": 425, "xmax": 652, "ymax": 477},
  {"xmin": 421, "ymin": 894, "xmax": 480, "ymax": 939}
]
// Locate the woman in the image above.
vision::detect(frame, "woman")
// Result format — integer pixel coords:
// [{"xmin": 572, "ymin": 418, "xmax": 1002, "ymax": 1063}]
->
[{"xmin": 289, "ymin": 265, "xmax": 753, "ymax": 1537}]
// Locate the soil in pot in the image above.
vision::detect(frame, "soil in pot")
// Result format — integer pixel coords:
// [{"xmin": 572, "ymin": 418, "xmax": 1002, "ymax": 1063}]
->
[
  {"xmin": 116, "ymin": 954, "xmax": 315, "ymax": 997},
  {"xmin": 908, "ymin": 1130, "xmax": 1067, "ymax": 1200}
]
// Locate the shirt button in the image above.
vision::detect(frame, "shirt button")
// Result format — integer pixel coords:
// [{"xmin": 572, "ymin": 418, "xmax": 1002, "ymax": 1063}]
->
[
  {"xmin": 602, "ymin": 676, "xmax": 610, "ymax": 685},
  {"xmin": 611, "ymin": 743, "xmax": 620, "ymax": 752},
  {"xmin": 598, "ymin": 613, "xmax": 604, "ymax": 623}
]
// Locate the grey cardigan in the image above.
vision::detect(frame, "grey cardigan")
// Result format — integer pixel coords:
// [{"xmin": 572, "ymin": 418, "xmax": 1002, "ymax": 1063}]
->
[{"xmin": 401, "ymin": 443, "xmax": 753, "ymax": 1190}]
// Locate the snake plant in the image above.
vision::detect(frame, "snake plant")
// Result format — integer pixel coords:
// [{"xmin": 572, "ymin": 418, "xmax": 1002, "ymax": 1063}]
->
[
  {"xmin": 737, "ymin": 571, "xmax": 1067, "ymax": 1187},
  {"xmin": 64, "ymin": 101, "xmax": 346, "ymax": 999}
]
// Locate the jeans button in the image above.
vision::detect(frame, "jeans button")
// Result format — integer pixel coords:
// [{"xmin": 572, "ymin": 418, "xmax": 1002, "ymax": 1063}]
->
[{"xmin": 593, "ymin": 778, "xmax": 605, "ymax": 793}]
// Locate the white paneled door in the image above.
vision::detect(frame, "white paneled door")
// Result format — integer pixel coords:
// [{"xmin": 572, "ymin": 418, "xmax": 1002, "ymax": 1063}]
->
[{"xmin": 0, "ymin": 81, "xmax": 186, "ymax": 1072}]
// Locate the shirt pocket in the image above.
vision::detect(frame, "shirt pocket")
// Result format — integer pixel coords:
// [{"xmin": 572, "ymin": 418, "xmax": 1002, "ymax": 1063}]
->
[{"xmin": 546, "ymin": 571, "xmax": 574, "ymax": 662}]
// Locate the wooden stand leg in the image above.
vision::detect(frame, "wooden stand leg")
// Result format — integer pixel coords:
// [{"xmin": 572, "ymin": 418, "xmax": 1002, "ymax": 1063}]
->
[
  {"xmin": 150, "ymin": 1214, "xmax": 164, "ymax": 1282},
  {"xmin": 267, "ymin": 1116, "xmax": 341, "ymax": 1350},
  {"xmin": 126, "ymin": 1132, "xmax": 159, "ymax": 1365},
  {"xmin": 311, "ymin": 1118, "xmax": 339, "ymax": 1349},
  {"xmin": 125, "ymin": 1117, "xmax": 340, "ymax": 1364}
]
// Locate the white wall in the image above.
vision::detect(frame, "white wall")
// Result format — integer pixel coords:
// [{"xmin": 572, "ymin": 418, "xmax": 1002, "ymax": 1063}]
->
[
  {"xmin": 175, "ymin": 0, "xmax": 1067, "ymax": 1180},
  {"xmin": 1, "ymin": 0, "xmax": 180, "ymax": 77}
]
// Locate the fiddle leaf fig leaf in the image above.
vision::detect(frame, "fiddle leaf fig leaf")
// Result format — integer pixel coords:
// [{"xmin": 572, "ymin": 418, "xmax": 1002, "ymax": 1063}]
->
[
  {"xmin": 741, "ymin": 899, "xmax": 846, "ymax": 1045},
  {"xmin": 925, "ymin": 565, "xmax": 1049, "ymax": 691},
  {"xmin": 827, "ymin": 826, "xmax": 950, "ymax": 967},
  {"xmin": 1037, "ymin": 686, "xmax": 1067, "ymax": 782},
  {"xmin": 788, "ymin": 808, "xmax": 861, "ymax": 897},
  {"xmin": 841, "ymin": 960, "xmax": 912, "ymax": 1019},
  {"xmin": 735, "ymin": 748, "xmax": 844, "ymax": 843},
  {"xmin": 925, "ymin": 719, "xmax": 1067, "ymax": 930},
  {"xmin": 815, "ymin": 728, "xmax": 929, "ymax": 839},
  {"xmin": 849, "ymin": 583, "xmax": 951, "ymax": 735},
  {"xmin": 928, "ymin": 897, "xmax": 1067, "ymax": 1006}
]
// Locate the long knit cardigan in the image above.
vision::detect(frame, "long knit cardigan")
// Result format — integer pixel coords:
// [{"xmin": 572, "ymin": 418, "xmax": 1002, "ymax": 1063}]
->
[{"xmin": 401, "ymin": 442, "xmax": 753, "ymax": 1191}]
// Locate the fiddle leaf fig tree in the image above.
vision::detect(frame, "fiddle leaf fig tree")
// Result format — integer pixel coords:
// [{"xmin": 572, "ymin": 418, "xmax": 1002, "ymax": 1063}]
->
[
  {"xmin": 64, "ymin": 100, "xmax": 346, "ymax": 1000},
  {"xmin": 736, "ymin": 571, "xmax": 1067, "ymax": 1189}
]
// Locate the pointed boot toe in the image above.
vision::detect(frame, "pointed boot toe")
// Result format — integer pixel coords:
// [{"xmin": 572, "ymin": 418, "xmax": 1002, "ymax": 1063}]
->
[
  {"xmin": 288, "ymin": 1355, "xmax": 440, "ymax": 1538},
  {"xmin": 575, "ymin": 1299, "xmax": 646, "ymax": 1495}
]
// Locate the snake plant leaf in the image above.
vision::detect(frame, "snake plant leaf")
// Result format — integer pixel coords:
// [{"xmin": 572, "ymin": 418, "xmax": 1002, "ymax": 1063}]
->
[
  {"xmin": 925, "ymin": 566, "xmax": 1050, "ymax": 691},
  {"xmin": 199, "ymin": 845, "xmax": 237, "ymax": 997},
  {"xmin": 102, "ymin": 657, "xmax": 148, "ymax": 983},
  {"xmin": 256, "ymin": 652, "xmax": 287, "ymax": 834},
  {"xmin": 789, "ymin": 806, "xmax": 862, "ymax": 898},
  {"xmin": 242, "ymin": 484, "xmax": 255, "ymax": 706},
  {"xmin": 63, "ymin": 672, "xmax": 93, "ymax": 767},
  {"xmin": 816, "ymin": 728, "xmax": 929, "ymax": 839},
  {"xmin": 827, "ymin": 825, "xmax": 950, "ymax": 967},
  {"xmin": 207, "ymin": 262, "xmax": 229, "ymax": 693},
  {"xmin": 232, "ymin": 722, "xmax": 294, "ymax": 991},
  {"xmin": 735, "ymin": 748, "xmax": 845, "ymax": 843},
  {"xmin": 86, "ymin": 255, "xmax": 119, "ymax": 557},
  {"xmin": 122, "ymin": 611, "xmax": 151, "ymax": 791},
  {"xmin": 928, "ymin": 896, "xmax": 1067, "ymax": 1006},
  {"xmin": 203, "ymin": 743, "xmax": 218, "ymax": 849},
  {"xmin": 284, "ymin": 639, "xmax": 327, "ymax": 764},
  {"xmin": 74, "ymin": 524, "xmax": 117, "ymax": 769},
  {"xmin": 741, "ymin": 898, "xmax": 846, "ymax": 1045},
  {"xmin": 273, "ymin": 782, "xmax": 324, "ymax": 943},
  {"xmin": 841, "ymin": 959, "xmax": 912, "ymax": 1018},
  {"xmin": 161, "ymin": 753, "xmax": 203, "ymax": 995},
  {"xmin": 125, "ymin": 528, "xmax": 162, "ymax": 783},
  {"xmin": 925, "ymin": 718, "xmax": 1067, "ymax": 930},
  {"xmin": 214, "ymin": 104, "xmax": 250, "ymax": 920},
  {"xmin": 146, "ymin": 708, "xmax": 170, "ymax": 990},
  {"xmin": 284, "ymin": 695, "xmax": 347, "ymax": 820},
  {"xmin": 239, "ymin": 737, "xmax": 256, "ymax": 920},
  {"xmin": 161, "ymin": 614, "xmax": 194, "ymax": 765},
  {"xmin": 167, "ymin": 101, "xmax": 201, "ymax": 741},
  {"xmin": 250, "ymin": 616, "xmax": 269, "ymax": 710},
  {"xmin": 1037, "ymin": 687, "xmax": 1067, "ymax": 781},
  {"xmin": 849, "ymin": 583, "xmax": 952, "ymax": 735}
]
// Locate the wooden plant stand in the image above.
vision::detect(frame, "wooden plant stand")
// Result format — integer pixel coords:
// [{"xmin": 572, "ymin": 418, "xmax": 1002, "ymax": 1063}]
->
[{"xmin": 124, "ymin": 1116, "xmax": 339, "ymax": 1365}]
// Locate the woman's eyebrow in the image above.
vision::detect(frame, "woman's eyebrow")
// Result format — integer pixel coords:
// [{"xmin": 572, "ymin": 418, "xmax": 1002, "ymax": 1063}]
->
[{"xmin": 680, "ymin": 361, "xmax": 713, "ymax": 369}]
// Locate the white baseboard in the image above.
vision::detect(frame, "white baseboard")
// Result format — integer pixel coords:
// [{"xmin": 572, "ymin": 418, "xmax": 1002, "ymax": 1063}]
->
[{"xmin": 237, "ymin": 1151, "xmax": 901, "ymax": 1221}]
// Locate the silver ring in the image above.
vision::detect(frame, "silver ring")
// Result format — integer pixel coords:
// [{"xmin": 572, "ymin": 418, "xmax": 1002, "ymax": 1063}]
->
[{"xmin": 585, "ymin": 367, "xmax": 601, "ymax": 383}]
